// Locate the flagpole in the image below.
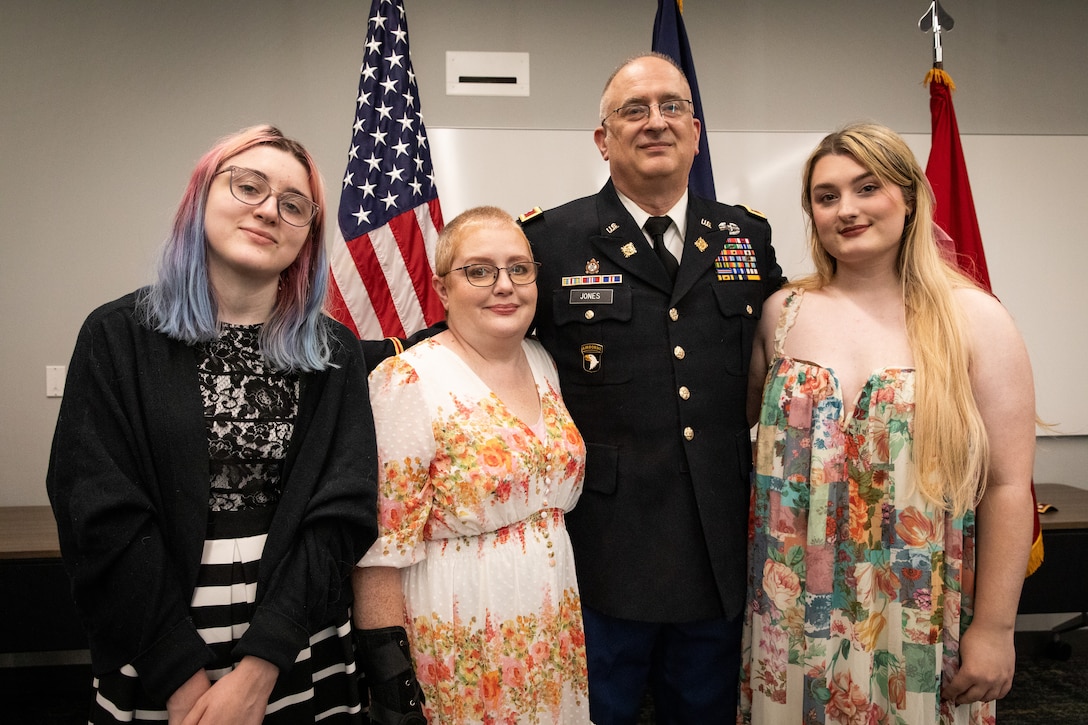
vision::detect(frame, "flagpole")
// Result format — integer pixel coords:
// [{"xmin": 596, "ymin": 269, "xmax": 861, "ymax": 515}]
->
[{"xmin": 919, "ymin": 1, "xmax": 955, "ymax": 89}]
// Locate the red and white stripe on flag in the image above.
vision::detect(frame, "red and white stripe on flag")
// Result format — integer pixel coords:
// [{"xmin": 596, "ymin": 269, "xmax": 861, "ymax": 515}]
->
[{"xmin": 329, "ymin": 200, "xmax": 444, "ymax": 339}]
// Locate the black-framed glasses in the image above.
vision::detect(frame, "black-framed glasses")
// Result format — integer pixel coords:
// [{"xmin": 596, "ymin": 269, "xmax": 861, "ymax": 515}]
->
[
  {"xmin": 602, "ymin": 99, "xmax": 694, "ymax": 124},
  {"xmin": 449, "ymin": 261, "xmax": 542, "ymax": 287},
  {"xmin": 215, "ymin": 166, "xmax": 319, "ymax": 227}
]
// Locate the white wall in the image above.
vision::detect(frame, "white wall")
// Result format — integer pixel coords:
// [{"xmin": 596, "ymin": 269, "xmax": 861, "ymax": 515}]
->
[
  {"xmin": 3, "ymin": 0, "xmax": 1087, "ymax": 506},
  {"xmin": 430, "ymin": 127, "xmax": 1088, "ymax": 436}
]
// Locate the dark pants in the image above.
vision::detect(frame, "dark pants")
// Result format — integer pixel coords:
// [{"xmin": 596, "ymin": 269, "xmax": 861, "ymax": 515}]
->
[{"xmin": 582, "ymin": 605, "xmax": 743, "ymax": 725}]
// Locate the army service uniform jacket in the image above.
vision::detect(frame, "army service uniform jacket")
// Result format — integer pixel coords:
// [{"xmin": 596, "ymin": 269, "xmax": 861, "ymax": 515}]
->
[{"xmin": 522, "ymin": 180, "xmax": 785, "ymax": 622}]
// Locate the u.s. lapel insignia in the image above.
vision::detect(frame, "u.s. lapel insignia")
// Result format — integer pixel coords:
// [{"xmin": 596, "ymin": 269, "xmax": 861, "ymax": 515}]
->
[
  {"xmin": 620, "ymin": 242, "xmax": 637, "ymax": 258},
  {"xmin": 605, "ymin": 222, "xmax": 620, "ymax": 234},
  {"xmin": 581, "ymin": 343, "xmax": 604, "ymax": 373},
  {"xmin": 694, "ymin": 237, "xmax": 708, "ymax": 252},
  {"xmin": 719, "ymin": 221, "xmax": 741, "ymax": 235},
  {"xmin": 586, "ymin": 258, "xmax": 600, "ymax": 274},
  {"xmin": 701, "ymin": 218, "xmax": 712, "ymax": 229}
]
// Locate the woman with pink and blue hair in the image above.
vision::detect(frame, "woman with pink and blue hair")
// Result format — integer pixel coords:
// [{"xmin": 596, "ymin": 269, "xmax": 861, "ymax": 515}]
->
[{"xmin": 47, "ymin": 125, "xmax": 379, "ymax": 724}]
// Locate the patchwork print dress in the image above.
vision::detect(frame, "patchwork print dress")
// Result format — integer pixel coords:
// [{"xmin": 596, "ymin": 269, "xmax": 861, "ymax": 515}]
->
[{"xmin": 739, "ymin": 290, "xmax": 993, "ymax": 725}]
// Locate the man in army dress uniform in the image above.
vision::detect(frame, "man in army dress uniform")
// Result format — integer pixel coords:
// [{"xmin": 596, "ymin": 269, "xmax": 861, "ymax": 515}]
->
[{"xmin": 521, "ymin": 53, "xmax": 785, "ymax": 723}]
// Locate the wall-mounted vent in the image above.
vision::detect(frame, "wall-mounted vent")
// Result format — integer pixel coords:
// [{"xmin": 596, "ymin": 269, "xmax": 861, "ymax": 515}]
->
[{"xmin": 446, "ymin": 51, "xmax": 529, "ymax": 96}]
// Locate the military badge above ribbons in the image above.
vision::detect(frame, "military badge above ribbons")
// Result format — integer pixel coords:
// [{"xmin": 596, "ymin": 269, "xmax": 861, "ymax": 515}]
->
[{"xmin": 715, "ymin": 239, "xmax": 762, "ymax": 281}]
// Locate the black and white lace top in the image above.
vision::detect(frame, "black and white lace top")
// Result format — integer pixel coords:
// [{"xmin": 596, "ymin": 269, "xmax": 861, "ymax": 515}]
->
[{"xmin": 196, "ymin": 324, "xmax": 299, "ymax": 512}]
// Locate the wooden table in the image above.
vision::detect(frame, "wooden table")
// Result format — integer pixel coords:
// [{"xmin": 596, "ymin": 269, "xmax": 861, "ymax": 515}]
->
[
  {"xmin": 0, "ymin": 506, "xmax": 85, "ymax": 655},
  {"xmin": 1033, "ymin": 482, "xmax": 1088, "ymax": 532},
  {"xmin": 1018, "ymin": 483, "xmax": 1088, "ymax": 658},
  {"xmin": 0, "ymin": 506, "xmax": 62, "ymax": 560}
]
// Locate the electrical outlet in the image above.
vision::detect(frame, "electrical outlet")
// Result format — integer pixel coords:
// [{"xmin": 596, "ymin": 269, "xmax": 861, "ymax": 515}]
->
[{"xmin": 46, "ymin": 365, "xmax": 65, "ymax": 397}]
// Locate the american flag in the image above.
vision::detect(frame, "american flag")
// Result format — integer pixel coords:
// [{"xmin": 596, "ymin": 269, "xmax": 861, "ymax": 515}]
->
[{"xmin": 328, "ymin": 0, "xmax": 446, "ymax": 339}]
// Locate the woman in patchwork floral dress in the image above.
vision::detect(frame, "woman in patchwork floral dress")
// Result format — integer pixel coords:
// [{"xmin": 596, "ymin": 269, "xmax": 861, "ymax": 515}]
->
[
  {"xmin": 353, "ymin": 206, "xmax": 590, "ymax": 724},
  {"xmin": 739, "ymin": 124, "xmax": 1036, "ymax": 725}
]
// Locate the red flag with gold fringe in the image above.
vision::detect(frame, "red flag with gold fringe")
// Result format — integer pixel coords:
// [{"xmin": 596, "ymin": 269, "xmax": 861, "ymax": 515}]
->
[{"xmin": 924, "ymin": 67, "xmax": 1043, "ymax": 576}]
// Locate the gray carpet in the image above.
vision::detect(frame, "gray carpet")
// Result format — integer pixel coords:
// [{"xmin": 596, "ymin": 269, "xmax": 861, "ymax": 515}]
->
[
  {"xmin": 998, "ymin": 629, "xmax": 1088, "ymax": 724},
  {"xmin": 636, "ymin": 629, "xmax": 1088, "ymax": 724}
]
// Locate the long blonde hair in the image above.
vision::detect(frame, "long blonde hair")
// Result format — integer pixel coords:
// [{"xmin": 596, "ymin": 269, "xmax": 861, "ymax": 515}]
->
[{"xmin": 798, "ymin": 123, "xmax": 988, "ymax": 515}]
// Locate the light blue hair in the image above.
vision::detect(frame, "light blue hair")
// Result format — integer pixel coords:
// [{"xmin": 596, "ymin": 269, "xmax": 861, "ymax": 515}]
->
[{"xmin": 139, "ymin": 125, "xmax": 333, "ymax": 372}]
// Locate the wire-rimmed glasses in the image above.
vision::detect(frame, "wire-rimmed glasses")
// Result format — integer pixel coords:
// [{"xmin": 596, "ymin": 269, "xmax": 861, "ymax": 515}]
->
[
  {"xmin": 216, "ymin": 166, "xmax": 319, "ymax": 227},
  {"xmin": 602, "ymin": 99, "xmax": 694, "ymax": 124},
  {"xmin": 449, "ymin": 262, "xmax": 542, "ymax": 287}
]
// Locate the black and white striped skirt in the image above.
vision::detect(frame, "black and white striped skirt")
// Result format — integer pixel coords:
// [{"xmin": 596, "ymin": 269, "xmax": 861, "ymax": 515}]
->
[{"xmin": 89, "ymin": 508, "xmax": 363, "ymax": 723}]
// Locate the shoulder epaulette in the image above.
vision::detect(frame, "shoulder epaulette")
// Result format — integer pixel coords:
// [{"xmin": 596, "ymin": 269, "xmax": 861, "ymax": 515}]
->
[
  {"xmin": 518, "ymin": 207, "xmax": 544, "ymax": 224},
  {"xmin": 739, "ymin": 204, "xmax": 766, "ymax": 220}
]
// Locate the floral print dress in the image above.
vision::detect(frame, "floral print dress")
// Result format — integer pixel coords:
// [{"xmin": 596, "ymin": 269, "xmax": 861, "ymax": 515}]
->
[
  {"xmin": 360, "ymin": 338, "xmax": 590, "ymax": 724},
  {"xmin": 739, "ymin": 290, "xmax": 993, "ymax": 725}
]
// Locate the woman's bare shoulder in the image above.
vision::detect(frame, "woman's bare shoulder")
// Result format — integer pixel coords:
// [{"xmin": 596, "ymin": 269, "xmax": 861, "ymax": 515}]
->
[{"xmin": 952, "ymin": 286, "xmax": 1019, "ymax": 333}]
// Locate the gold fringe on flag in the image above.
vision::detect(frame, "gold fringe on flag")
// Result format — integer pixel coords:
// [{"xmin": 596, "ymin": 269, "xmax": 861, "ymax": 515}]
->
[
  {"xmin": 924, "ymin": 67, "xmax": 956, "ymax": 91},
  {"xmin": 1026, "ymin": 528, "xmax": 1045, "ymax": 576}
]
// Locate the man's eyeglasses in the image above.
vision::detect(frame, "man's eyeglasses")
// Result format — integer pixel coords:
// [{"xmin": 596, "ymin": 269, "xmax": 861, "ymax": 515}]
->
[
  {"xmin": 602, "ymin": 99, "xmax": 694, "ymax": 125},
  {"xmin": 215, "ymin": 166, "xmax": 319, "ymax": 227},
  {"xmin": 449, "ymin": 262, "xmax": 542, "ymax": 287}
]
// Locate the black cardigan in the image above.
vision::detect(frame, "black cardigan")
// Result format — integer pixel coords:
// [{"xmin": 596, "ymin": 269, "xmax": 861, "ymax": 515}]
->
[{"xmin": 46, "ymin": 291, "xmax": 378, "ymax": 702}]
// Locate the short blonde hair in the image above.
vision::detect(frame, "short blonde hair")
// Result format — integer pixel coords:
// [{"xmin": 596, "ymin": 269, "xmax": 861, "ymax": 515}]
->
[{"xmin": 434, "ymin": 206, "xmax": 532, "ymax": 276}]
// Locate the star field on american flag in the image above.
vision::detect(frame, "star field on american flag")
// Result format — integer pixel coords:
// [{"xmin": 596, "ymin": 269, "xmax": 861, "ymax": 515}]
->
[{"xmin": 328, "ymin": 0, "xmax": 445, "ymax": 339}]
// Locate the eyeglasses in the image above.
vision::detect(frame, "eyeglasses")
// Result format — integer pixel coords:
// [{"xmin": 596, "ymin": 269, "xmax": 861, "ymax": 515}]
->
[
  {"xmin": 449, "ymin": 262, "xmax": 542, "ymax": 287},
  {"xmin": 215, "ymin": 166, "xmax": 319, "ymax": 227},
  {"xmin": 602, "ymin": 99, "xmax": 694, "ymax": 124}
]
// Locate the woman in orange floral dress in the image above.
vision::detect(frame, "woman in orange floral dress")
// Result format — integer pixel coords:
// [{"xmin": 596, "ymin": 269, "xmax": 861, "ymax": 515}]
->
[
  {"xmin": 739, "ymin": 125, "xmax": 1035, "ymax": 724},
  {"xmin": 353, "ymin": 207, "xmax": 590, "ymax": 724}
]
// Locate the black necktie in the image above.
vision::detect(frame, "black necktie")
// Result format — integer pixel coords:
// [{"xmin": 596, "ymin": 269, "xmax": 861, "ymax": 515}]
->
[{"xmin": 645, "ymin": 216, "xmax": 678, "ymax": 284}]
